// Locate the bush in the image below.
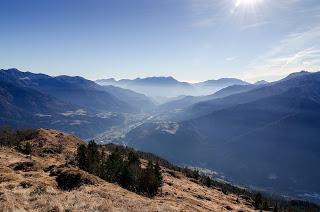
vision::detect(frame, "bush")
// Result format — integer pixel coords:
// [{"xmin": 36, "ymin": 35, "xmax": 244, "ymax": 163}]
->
[
  {"xmin": 20, "ymin": 142, "xmax": 32, "ymax": 155},
  {"xmin": 0, "ymin": 127, "xmax": 37, "ymax": 149},
  {"xmin": 30, "ymin": 185, "xmax": 47, "ymax": 195},
  {"xmin": 56, "ymin": 169, "xmax": 95, "ymax": 191},
  {"xmin": 0, "ymin": 127, "xmax": 16, "ymax": 146},
  {"xmin": 16, "ymin": 129, "xmax": 38, "ymax": 141},
  {"xmin": 19, "ymin": 181, "xmax": 32, "ymax": 189},
  {"xmin": 13, "ymin": 161, "xmax": 36, "ymax": 172}
]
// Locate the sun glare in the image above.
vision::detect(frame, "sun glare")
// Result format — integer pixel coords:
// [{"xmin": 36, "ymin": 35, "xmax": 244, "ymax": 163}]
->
[{"xmin": 235, "ymin": 0, "xmax": 260, "ymax": 7}]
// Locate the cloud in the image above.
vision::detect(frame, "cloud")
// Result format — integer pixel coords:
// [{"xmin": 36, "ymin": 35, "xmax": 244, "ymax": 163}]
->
[
  {"xmin": 225, "ymin": 56, "xmax": 237, "ymax": 61},
  {"xmin": 241, "ymin": 21, "xmax": 271, "ymax": 30},
  {"xmin": 242, "ymin": 26, "xmax": 320, "ymax": 81}
]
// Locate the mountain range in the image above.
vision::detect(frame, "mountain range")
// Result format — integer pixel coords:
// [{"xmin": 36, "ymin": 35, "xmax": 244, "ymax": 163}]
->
[
  {"xmin": 96, "ymin": 76, "xmax": 250, "ymax": 102},
  {"xmin": 2, "ymin": 67, "xmax": 320, "ymax": 204},
  {"xmin": 124, "ymin": 71, "xmax": 320, "ymax": 203},
  {"xmin": 0, "ymin": 68, "xmax": 154, "ymax": 138},
  {"xmin": 157, "ymin": 83, "xmax": 261, "ymax": 116}
]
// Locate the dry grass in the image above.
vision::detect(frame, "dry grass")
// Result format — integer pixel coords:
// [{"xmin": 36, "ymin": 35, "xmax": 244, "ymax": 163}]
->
[{"xmin": 0, "ymin": 129, "xmax": 261, "ymax": 212}]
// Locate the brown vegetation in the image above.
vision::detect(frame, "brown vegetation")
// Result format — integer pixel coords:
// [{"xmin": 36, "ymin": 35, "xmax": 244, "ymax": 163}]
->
[{"xmin": 0, "ymin": 128, "xmax": 259, "ymax": 211}]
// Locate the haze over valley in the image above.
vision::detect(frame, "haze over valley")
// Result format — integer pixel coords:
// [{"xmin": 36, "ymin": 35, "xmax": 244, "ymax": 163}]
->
[
  {"xmin": 1, "ymin": 68, "xmax": 320, "ymax": 206},
  {"xmin": 2, "ymin": 0, "xmax": 320, "ymax": 211}
]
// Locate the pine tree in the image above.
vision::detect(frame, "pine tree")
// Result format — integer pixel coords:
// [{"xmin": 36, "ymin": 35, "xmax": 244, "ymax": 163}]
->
[
  {"xmin": 128, "ymin": 151, "xmax": 139, "ymax": 165},
  {"xmin": 0, "ymin": 127, "xmax": 15, "ymax": 146},
  {"xmin": 273, "ymin": 203, "xmax": 278, "ymax": 212},
  {"xmin": 139, "ymin": 161, "xmax": 154, "ymax": 196},
  {"xmin": 76, "ymin": 144, "xmax": 88, "ymax": 171},
  {"xmin": 154, "ymin": 162, "xmax": 162, "ymax": 187},
  {"xmin": 24, "ymin": 142, "xmax": 32, "ymax": 155},
  {"xmin": 87, "ymin": 140, "xmax": 100, "ymax": 174},
  {"xmin": 119, "ymin": 165, "xmax": 134, "ymax": 189},
  {"xmin": 102, "ymin": 150, "xmax": 123, "ymax": 182},
  {"xmin": 262, "ymin": 200, "xmax": 269, "ymax": 210},
  {"xmin": 204, "ymin": 176, "xmax": 212, "ymax": 187},
  {"xmin": 139, "ymin": 161, "xmax": 162, "ymax": 197},
  {"xmin": 254, "ymin": 193, "xmax": 262, "ymax": 210},
  {"xmin": 154, "ymin": 161, "xmax": 163, "ymax": 194},
  {"xmin": 127, "ymin": 152, "xmax": 141, "ymax": 192}
]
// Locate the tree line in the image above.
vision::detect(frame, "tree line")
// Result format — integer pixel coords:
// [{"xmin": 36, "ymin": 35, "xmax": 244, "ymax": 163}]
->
[
  {"xmin": 99, "ymin": 143, "xmax": 320, "ymax": 212},
  {"xmin": 0, "ymin": 127, "xmax": 37, "ymax": 154},
  {"xmin": 76, "ymin": 141, "xmax": 162, "ymax": 197}
]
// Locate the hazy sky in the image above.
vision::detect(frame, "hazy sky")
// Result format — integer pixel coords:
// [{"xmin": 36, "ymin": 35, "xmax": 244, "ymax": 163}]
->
[{"xmin": 1, "ymin": 0, "xmax": 320, "ymax": 82}]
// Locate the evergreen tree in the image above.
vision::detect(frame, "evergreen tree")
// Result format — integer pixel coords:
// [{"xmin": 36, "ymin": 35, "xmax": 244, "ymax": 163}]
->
[
  {"xmin": 75, "ymin": 143, "xmax": 163, "ymax": 198},
  {"xmin": 128, "ymin": 151, "xmax": 139, "ymax": 165},
  {"xmin": 254, "ymin": 193, "xmax": 263, "ymax": 210},
  {"xmin": 87, "ymin": 140, "xmax": 100, "ymax": 174},
  {"xmin": 273, "ymin": 203, "xmax": 278, "ymax": 212},
  {"xmin": 101, "ymin": 150, "xmax": 123, "ymax": 182},
  {"xmin": 204, "ymin": 176, "xmax": 212, "ymax": 187},
  {"xmin": 0, "ymin": 127, "xmax": 15, "ymax": 146},
  {"xmin": 119, "ymin": 165, "xmax": 134, "ymax": 189},
  {"xmin": 262, "ymin": 200, "xmax": 269, "ymax": 210},
  {"xmin": 139, "ymin": 161, "xmax": 154, "ymax": 196},
  {"xmin": 76, "ymin": 144, "xmax": 88, "ymax": 171},
  {"xmin": 154, "ymin": 162, "xmax": 162, "ymax": 187},
  {"xmin": 24, "ymin": 142, "xmax": 32, "ymax": 155},
  {"xmin": 139, "ymin": 161, "xmax": 162, "ymax": 197},
  {"xmin": 127, "ymin": 153, "xmax": 141, "ymax": 192}
]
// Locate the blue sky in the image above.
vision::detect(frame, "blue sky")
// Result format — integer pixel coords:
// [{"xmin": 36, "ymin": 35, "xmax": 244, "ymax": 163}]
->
[{"xmin": 1, "ymin": 0, "xmax": 320, "ymax": 82}]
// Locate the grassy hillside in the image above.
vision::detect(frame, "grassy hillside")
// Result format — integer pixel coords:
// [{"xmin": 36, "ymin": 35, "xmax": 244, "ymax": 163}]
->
[{"xmin": 0, "ymin": 127, "xmax": 319, "ymax": 211}]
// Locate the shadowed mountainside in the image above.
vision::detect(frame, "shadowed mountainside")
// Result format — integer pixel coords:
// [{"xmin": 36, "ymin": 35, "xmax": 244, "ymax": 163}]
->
[
  {"xmin": 1, "ymin": 68, "xmax": 154, "ymax": 113},
  {"xmin": 0, "ymin": 68, "xmax": 156, "ymax": 138},
  {"xmin": 125, "ymin": 71, "xmax": 320, "ymax": 203}
]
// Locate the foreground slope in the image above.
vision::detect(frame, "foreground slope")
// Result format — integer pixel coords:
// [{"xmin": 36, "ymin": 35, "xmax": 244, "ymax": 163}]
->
[{"xmin": 0, "ymin": 128, "xmax": 260, "ymax": 212}]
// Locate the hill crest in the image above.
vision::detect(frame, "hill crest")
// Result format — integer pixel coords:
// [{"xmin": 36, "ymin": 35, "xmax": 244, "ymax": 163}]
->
[{"xmin": 0, "ymin": 128, "xmax": 262, "ymax": 211}]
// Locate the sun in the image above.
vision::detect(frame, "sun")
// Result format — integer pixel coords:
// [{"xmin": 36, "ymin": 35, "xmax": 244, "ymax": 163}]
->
[{"xmin": 235, "ymin": 0, "xmax": 260, "ymax": 7}]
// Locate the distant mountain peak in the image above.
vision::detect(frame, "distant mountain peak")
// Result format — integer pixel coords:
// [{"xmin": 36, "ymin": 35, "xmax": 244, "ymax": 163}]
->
[
  {"xmin": 1, "ymin": 68, "xmax": 20, "ymax": 72},
  {"xmin": 135, "ymin": 76, "xmax": 179, "ymax": 84},
  {"xmin": 95, "ymin": 78, "xmax": 117, "ymax": 83},
  {"xmin": 0, "ymin": 68, "xmax": 51, "ymax": 80},
  {"xmin": 96, "ymin": 76, "xmax": 179, "ymax": 84},
  {"xmin": 195, "ymin": 78, "xmax": 250, "ymax": 87},
  {"xmin": 284, "ymin": 70, "xmax": 311, "ymax": 80},
  {"xmin": 135, "ymin": 76, "xmax": 176, "ymax": 80},
  {"xmin": 254, "ymin": 80, "xmax": 269, "ymax": 85},
  {"xmin": 56, "ymin": 75, "xmax": 85, "ymax": 80}
]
